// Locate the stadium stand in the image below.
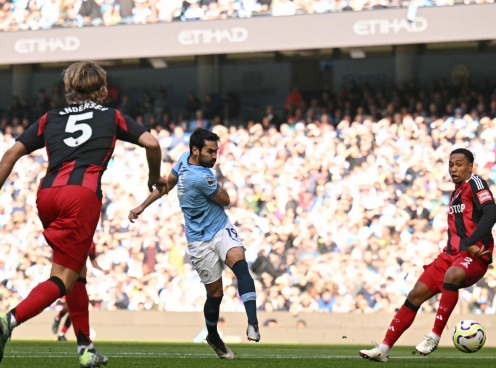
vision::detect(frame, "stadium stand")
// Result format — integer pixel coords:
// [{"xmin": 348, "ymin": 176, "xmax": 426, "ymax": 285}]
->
[
  {"xmin": 1, "ymin": 78, "xmax": 496, "ymax": 317},
  {"xmin": 0, "ymin": 0, "xmax": 493, "ymax": 32}
]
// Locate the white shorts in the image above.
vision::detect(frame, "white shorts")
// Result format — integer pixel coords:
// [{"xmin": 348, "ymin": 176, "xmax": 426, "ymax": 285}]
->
[{"xmin": 189, "ymin": 220, "xmax": 244, "ymax": 284}]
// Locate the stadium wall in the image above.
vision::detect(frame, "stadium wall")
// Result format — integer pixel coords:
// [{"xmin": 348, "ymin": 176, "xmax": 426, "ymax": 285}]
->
[
  {"xmin": 1, "ymin": 4, "xmax": 495, "ymax": 65},
  {"xmin": 4, "ymin": 50, "xmax": 495, "ymax": 108},
  {"xmin": 13, "ymin": 311, "xmax": 496, "ymax": 347}
]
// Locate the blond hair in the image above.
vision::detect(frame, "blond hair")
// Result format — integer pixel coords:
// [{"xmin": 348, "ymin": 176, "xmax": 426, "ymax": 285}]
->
[{"xmin": 63, "ymin": 61, "xmax": 108, "ymax": 104}]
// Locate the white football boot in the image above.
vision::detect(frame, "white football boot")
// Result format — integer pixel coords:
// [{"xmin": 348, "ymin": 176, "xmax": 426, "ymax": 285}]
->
[
  {"xmin": 206, "ymin": 335, "xmax": 236, "ymax": 359},
  {"xmin": 246, "ymin": 324, "xmax": 261, "ymax": 342},
  {"xmin": 359, "ymin": 342, "xmax": 389, "ymax": 362},
  {"xmin": 415, "ymin": 335, "xmax": 439, "ymax": 356}
]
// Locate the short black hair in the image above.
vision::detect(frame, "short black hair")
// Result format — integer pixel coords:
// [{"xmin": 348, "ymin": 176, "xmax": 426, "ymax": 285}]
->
[
  {"xmin": 189, "ymin": 128, "xmax": 219, "ymax": 155},
  {"xmin": 450, "ymin": 148, "xmax": 474, "ymax": 163}
]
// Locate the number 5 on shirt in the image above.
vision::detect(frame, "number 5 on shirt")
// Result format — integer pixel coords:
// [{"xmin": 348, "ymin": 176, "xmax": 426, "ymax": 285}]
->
[{"xmin": 63, "ymin": 112, "xmax": 93, "ymax": 147}]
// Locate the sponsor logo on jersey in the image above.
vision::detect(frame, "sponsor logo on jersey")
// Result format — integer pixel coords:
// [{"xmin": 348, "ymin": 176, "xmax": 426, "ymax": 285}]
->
[
  {"xmin": 448, "ymin": 204, "xmax": 465, "ymax": 215},
  {"xmin": 206, "ymin": 177, "xmax": 215, "ymax": 186},
  {"xmin": 477, "ymin": 190, "xmax": 492, "ymax": 204},
  {"xmin": 14, "ymin": 37, "xmax": 80, "ymax": 54},
  {"xmin": 353, "ymin": 17, "xmax": 428, "ymax": 36},
  {"xmin": 178, "ymin": 28, "xmax": 248, "ymax": 46}
]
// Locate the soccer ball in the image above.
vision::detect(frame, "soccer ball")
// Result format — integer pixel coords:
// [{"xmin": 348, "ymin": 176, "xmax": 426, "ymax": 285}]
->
[{"xmin": 452, "ymin": 320, "xmax": 486, "ymax": 353}]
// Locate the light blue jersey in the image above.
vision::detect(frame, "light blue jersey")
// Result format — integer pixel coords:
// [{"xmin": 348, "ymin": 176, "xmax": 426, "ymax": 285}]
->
[{"xmin": 171, "ymin": 152, "xmax": 228, "ymax": 242}]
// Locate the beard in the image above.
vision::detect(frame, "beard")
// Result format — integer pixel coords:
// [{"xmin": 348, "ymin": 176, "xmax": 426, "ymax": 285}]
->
[{"xmin": 199, "ymin": 155, "xmax": 216, "ymax": 168}]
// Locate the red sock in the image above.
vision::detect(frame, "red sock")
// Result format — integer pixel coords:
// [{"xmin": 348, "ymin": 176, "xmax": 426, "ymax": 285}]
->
[
  {"xmin": 66, "ymin": 278, "xmax": 92, "ymax": 345},
  {"xmin": 61, "ymin": 325, "xmax": 69, "ymax": 334},
  {"xmin": 383, "ymin": 300, "xmax": 419, "ymax": 348},
  {"xmin": 11, "ymin": 278, "xmax": 65, "ymax": 325},
  {"xmin": 432, "ymin": 283, "xmax": 459, "ymax": 337}
]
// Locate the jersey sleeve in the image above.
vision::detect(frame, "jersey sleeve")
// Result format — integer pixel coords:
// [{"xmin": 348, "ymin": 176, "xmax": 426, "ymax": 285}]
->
[
  {"xmin": 469, "ymin": 176, "xmax": 495, "ymax": 210},
  {"xmin": 171, "ymin": 152, "xmax": 188, "ymax": 177},
  {"xmin": 16, "ymin": 117, "xmax": 46, "ymax": 153},
  {"xmin": 194, "ymin": 172, "xmax": 220, "ymax": 198},
  {"xmin": 115, "ymin": 110, "xmax": 148, "ymax": 145}
]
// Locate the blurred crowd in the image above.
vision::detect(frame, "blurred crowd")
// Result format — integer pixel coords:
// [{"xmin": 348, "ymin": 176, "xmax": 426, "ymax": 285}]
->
[
  {"xmin": 0, "ymin": 0, "xmax": 493, "ymax": 32},
  {"xmin": 1, "ymin": 77, "xmax": 496, "ymax": 317}
]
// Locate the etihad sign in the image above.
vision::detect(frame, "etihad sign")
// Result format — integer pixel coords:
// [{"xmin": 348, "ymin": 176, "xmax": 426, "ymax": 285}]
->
[
  {"xmin": 14, "ymin": 36, "xmax": 80, "ymax": 53},
  {"xmin": 178, "ymin": 28, "xmax": 248, "ymax": 45},
  {"xmin": 353, "ymin": 17, "xmax": 428, "ymax": 36}
]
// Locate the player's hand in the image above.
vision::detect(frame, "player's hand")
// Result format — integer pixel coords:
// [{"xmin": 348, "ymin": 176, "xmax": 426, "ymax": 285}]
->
[
  {"xmin": 148, "ymin": 176, "xmax": 168, "ymax": 193},
  {"xmin": 128, "ymin": 205, "xmax": 145, "ymax": 223},
  {"xmin": 467, "ymin": 245, "xmax": 489, "ymax": 258}
]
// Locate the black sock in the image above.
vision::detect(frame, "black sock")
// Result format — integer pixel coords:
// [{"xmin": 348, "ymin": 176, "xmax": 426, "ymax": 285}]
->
[
  {"xmin": 232, "ymin": 260, "xmax": 258, "ymax": 325},
  {"xmin": 204, "ymin": 295, "xmax": 223, "ymax": 342},
  {"xmin": 64, "ymin": 316, "xmax": 72, "ymax": 329}
]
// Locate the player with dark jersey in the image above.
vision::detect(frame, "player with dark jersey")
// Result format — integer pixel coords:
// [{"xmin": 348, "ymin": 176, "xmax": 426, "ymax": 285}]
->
[
  {"xmin": 360, "ymin": 148, "xmax": 496, "ymax": 362},
  {"xmin": 0, "ymin": 61, "xmax": 166, "ymax": 367}
]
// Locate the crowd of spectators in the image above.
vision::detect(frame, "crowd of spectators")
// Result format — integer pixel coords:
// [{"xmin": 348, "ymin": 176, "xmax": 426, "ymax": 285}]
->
[
  {"xmin": 1, "ymin": 77, "xmax": 496, "ymax": 318},
  {"xmin": 0, "ymin": 0, "xmax": 493, "ymax": 32}
]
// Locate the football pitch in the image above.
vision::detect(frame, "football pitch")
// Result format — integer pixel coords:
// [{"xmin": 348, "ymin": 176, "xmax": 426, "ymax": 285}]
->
[{"xmin": 2, "ymin": 341, "xmax": 496, "ymax": 368}]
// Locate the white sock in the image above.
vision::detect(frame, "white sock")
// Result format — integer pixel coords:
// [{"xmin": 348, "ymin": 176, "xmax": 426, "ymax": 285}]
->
[
  {"xmin": 78, "ymin": 343, "xmax": 94, "ymax": 354},
  {"xmin": 429, "ymin": 331, "xmax": 440, "ymax": 342},
  {"xmin": 9, "ymin": 314, "xmax": 17, "ymax": 329},
  {"xmin": 379, "ymin": 343, "xmax": 391, "ymax": 355}
]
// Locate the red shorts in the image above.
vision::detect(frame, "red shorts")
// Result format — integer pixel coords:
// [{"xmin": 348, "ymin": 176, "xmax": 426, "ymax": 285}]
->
[
  {"xmin": 37, "ymin": 185, "xmax": 101, "ymax": 273},
  {"xmin": 419, "ymin": 251, "xmax": 489, "ymax": 294}
]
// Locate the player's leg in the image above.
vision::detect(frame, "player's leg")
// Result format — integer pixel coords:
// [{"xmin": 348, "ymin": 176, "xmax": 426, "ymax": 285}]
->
[
  {"xmin": 58, "ymin": 316, "xmax": 71, "ymax": 341},
  {"xmin": 417, "ymin": 254, "xmax": 488, "ymax": 355},
  {"xmin": 204, "ymin": 278, "xmax": 223, "ymax": 343},
  {"xmin": 361, "ymin": 255, "xmax": 446, "ymax": 362},
  {"xmin": 221, "ymin": 225, "xmax": 259, "ymax": 342},
  {"xmin": 0, "ymin": 262, "xmax": 79, "ymax": 363},
  {"xmin": 360, "ymin": 280, "xmax": 435, "ymax": 362},
  {"xmin": 53, "ymin": 303, "xmax": 69, "ymax": 335},
  {"xmin": 67, "ymin": 265, "xmax": 108, "ymax": 367},
  {"xmin": 195, "ymin": 250, "xmax": 235, "ymax": 360}
]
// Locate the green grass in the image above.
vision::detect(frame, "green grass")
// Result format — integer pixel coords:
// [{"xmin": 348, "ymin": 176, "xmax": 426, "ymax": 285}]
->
[{"xmin": 2, "ymin": 341, "xmax": 496, "ymax": 368}]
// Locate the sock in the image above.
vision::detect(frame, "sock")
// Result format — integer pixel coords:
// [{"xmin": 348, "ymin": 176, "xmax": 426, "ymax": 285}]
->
[
  {"xmin": 78, "ymin": 343, "xmax": 94, "ymax": 355},
  {"xmin": 204, "ymin": 295, "xmax": 223, "ymax": 343},
  {"xmin": 428, "ymin": 331, "xmax": 441, "ymax": 342},
  {"xmin": 9, "ymin": 313, "xmax": 17, "ymax": 329},
  {"xmin": 231, "ymin": 260, "xmax": 258, "ymax": 325},
  {"xmin": 432, "ymin": 283, "xmax": 459, "ymax": 337},
  {"xmin": 57, "ymin": 309, "xmax": 68, "ymax": 320},
  {"xmin": 60, "ymin": 316, "xmax": 72, "ymax": 335},
  {"xmin": 382, "ymin": 300, "xmax": 419, "ymax": 349},
  {"xmin": 66, "ymin": 278, "xmax": 92, "ymax": 347},
  {"xmin": 9, "ymin": 277, "xmax": 66, "ymax": 326},
  {"xmin": 379, "ymin": 343, "xmax": 390, "ymax": 355}
]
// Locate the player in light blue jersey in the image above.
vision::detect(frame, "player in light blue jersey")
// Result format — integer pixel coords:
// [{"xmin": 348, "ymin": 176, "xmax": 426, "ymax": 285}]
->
[{"xmin": 129, "ymin": 128, "xmax": 260, "ymax": 359}]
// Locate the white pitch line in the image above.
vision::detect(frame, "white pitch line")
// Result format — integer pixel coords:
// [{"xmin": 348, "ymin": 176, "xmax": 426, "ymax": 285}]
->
[{"xmin": 5, "ymin": 353, "xmax": 496, "ymax": 359}]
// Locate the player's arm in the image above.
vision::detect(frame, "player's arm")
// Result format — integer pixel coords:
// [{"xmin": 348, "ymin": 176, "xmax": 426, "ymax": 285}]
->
[
  {"xmin": 116, "ymin": 111, "xmax": 166, "ymax": 192},
  {"xmin": 1, "ymin": 118, "xmax": 45, "ymax": 189},
  {"xmin": 167, "ymin": 170, "xmax": 178, "ymax": 192},
  {"xmin": 211, "ymin": 186, "xmax": 230, "ymax": 207},
  {"xmin": 193, "ymin": 173, "xmax": 230, "ymax": 207},
  {"xmin": 462, "ymin": 203, "xmax": 496, "ymax": 255},
  {"xmin": 137, "ymin": 132, "xmax": 166, "ymax": 192},
  {"xmin": 90, "ymin": 258, "xmax": 109, "ymax": 275},
  {"xmin": 462, "ymin": 180, "xmax": 496, "ymax": 257},
  {"xmin": 128, "ymin": 181, "xmax": 168, "ymax": 223},
  {"xmin": 0, "ymin": 142, "xmax": 29, "ymax": 189}
]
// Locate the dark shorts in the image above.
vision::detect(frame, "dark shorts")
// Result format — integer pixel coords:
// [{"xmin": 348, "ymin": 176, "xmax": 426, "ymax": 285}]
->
[
  {"xmin": 37, "ymin": 185, "xmax": 101, "ymax": 273},
  {"xmin": 419, "ymin": 251, "xmax": 489, "ymax": 294}
]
